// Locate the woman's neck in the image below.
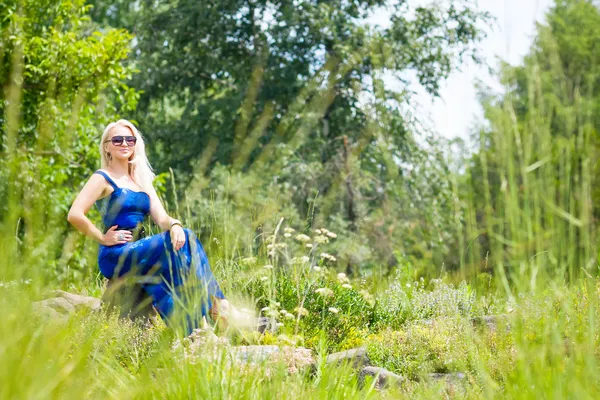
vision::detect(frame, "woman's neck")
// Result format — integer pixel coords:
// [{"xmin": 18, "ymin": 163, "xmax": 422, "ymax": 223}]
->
[{"xmin": 108, "ymin": 160, "xmax": 130, "ymax": 177}]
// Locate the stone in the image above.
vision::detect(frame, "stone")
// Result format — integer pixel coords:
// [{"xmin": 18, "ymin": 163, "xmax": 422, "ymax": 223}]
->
[
  {"xmin": 233, "ymin": 345, "xmax": 281, "ymax": 363},
  {"xmin": 359, "ymin": 366, "xmax": 406, "ymax": 389},
  {"xmin": 33, "ymin": 290, "xmax": 102, "ymax": 318},
  {"xmin": 325, "ymin": 347, "xmax": 371, "ymax": 369}
]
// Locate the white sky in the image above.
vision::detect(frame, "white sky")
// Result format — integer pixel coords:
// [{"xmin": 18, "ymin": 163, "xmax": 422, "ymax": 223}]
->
[{"xmin": 367, "ymin": 0, "xmax": 554, "ymax": 141}]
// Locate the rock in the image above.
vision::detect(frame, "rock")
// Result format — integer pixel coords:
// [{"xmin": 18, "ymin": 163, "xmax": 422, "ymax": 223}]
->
[
  {"xmin": 359, "ymin": 366, "xmax": 405, "ymax": 389},
  {"xmin": 33, "ymin": 290, "xmax": 102, "ymax": 318},
  {"xmin": 233, "ymin": 345, "xmax": 281, "ymax": 363},
  {"xmin": 326, "ymin": 347, "xmax": 371, "ymax": 369},
  {"xmin": 50, "ymin": 290, "xmax": 102, "ymax": 311}
]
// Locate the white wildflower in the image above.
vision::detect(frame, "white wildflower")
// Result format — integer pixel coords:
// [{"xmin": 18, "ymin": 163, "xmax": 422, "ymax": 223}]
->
[
  {"xmin": 284, "ymin": 227, "xmax": 295, "ymax": 234},
  {"xmin": 305, "ymin": 243, "xmax": 313, "ymax": 248},
  {"xmin": 315, "ymin": 229, "xmax": 322, "ymax": 234},
  {"xmin": 301, "ymin": 256, "xmax": 310, "ymax": 263},
  {"xmin": 295, "ymin": 307, "xmax": 309, "ymax": 317},
  {"xmin": 284, "ymin": 233, "xmax": 292, "ymax": 238},
  {"xmin": 260, "ymin": 276, "xmax": 269, "ymax": 281},
  {"xmin": 263, "ymin": 264, "xmax": 274, "ymax": 270},
  {"xmin": 313, "ymin": 266, "xmax": 322, "ymax": 272},
  {"xmin": 342, "ymin": 283, "xmax": 352, "ymax": 289},
  {"xmin": 328, "ymin": 307, "xmax": 339, "ymax": 314},
  {"xmin": 315, "ymin": 287, "xmax": 334, "ymax": 297},
  {"xmin": 295, "ymin": 234, "xmax": 311, "ymax": 242},
  {"xmin": 314, "ymin": 235, "xmax": 329, "ymax": 244},
  {"xmin": 337, "ymin": 272, "xmax": 349, "ymax": 283},
  {"xmin": 326, "ymin": 231, "xmax": 337, "ymax": 238}
]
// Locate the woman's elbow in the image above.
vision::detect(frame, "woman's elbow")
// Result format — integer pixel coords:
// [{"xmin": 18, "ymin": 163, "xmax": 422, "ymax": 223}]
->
[{"xmin": 67, "ymin": 209, "xmax": 80, "ymax": 226}]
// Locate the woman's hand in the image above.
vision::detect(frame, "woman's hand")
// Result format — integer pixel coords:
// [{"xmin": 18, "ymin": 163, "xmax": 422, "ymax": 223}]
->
[
  {"xmin": 170, "ymin": 225, "xmax": 186, "ymax": 251},
  {"xmin": 101, "ymin": 225, "xmax": 133, "ymax": 246}
]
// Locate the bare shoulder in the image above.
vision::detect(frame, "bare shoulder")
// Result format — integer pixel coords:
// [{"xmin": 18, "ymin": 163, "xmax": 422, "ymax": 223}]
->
[{"xmin": 85, "ymin": 171, "xmax": 112, "ymax": 199}]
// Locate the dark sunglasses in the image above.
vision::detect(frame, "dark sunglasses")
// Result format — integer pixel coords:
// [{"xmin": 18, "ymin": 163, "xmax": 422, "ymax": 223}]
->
[{"xmin": 105, "ymin": 136, "xmax": 137, "ymax": 146}]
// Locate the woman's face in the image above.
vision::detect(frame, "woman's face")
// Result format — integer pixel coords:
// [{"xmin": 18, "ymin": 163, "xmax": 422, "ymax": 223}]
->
[{"xmin": 107, "ymin": 125, "xmax": 136, "ymax": 162}]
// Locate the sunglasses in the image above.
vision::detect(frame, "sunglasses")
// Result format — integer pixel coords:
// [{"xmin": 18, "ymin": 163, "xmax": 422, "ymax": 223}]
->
[{"xmin": 105, "ymin": 136, "xmax": 137, "ymax": 146}]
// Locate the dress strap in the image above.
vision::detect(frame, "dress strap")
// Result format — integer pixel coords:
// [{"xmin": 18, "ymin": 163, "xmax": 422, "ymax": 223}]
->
[{"xmin": 94, "ymin": 170, "xmax": 120, "ymax": 191}]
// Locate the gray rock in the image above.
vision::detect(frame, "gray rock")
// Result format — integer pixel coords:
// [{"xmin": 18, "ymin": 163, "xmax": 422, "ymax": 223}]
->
[
  {"xmin": 233, "ymin": 345, "xmax": 281, "ymax": 363},
  {"xmin": 33, "ymin": 290, "xmax": 102, "ymax": 318},
  {"xmin": 326, "ymin": 347, "xmax": 371, "ymax": 369},
  {"xmin": 359, "ymin": 366, "xmax": 405, "ymax": 389}
]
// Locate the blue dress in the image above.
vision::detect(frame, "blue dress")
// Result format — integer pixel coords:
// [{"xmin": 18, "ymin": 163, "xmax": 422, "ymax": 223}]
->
[{"xmin": 94, "ymin": 170, "xmax": 225, "ymax": 333}]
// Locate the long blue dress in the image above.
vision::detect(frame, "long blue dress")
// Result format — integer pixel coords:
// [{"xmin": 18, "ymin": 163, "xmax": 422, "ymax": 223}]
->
[{"xmin": 94, "ymin": 170, "xmax": 225, "ymax": 333}]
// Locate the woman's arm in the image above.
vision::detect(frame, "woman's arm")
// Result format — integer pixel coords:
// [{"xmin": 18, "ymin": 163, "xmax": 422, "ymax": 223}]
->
[
  {"xmin": 147, "ymin": 184, "xmax": 180, "ymax": 231},
  {"xmin": 67, "ymin": 174, "xmax": 132, "ymax": 245},
  {"xmin": 147, "ymin": 184, "xmax": 185, "ymax": 250}
]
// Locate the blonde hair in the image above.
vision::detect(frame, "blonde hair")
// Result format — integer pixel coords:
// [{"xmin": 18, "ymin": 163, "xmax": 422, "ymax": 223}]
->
[{"xmin": 99, "ymin": 119, "xmax": 155, "ymax": 193}]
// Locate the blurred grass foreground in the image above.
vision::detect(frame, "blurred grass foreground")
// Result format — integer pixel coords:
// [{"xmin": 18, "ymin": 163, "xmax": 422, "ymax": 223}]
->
[{"xmin": 1, "ymin": 0, "xmax": 600, "ymax": 398}]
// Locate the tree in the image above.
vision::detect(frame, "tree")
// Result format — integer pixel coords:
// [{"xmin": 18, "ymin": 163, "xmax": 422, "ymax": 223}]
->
[{"xmin": 0, "ymin": 0, "xmax": 139, "ymax": 283}]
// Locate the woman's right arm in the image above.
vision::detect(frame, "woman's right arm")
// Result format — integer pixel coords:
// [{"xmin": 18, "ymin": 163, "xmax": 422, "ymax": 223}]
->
[{"xmin": 67, "ymin": 174, "xmax": 132, "ymax": 245}]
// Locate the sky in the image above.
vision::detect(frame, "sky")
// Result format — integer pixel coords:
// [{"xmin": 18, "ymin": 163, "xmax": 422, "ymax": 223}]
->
[{"xmin": 366, "ymin": 0, "xmax": 554, "ymax": 141}]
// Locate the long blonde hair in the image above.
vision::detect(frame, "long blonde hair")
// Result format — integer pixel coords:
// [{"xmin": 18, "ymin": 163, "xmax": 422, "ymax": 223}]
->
[{"xmin": 99, "ymin": 119, "xmax": 155, "ymax": 193}]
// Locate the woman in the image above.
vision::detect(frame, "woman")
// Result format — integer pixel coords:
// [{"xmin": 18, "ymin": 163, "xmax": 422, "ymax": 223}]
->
[{"xmin": 67, "ymin": 119, "xmax": 230, "ymax": 333}]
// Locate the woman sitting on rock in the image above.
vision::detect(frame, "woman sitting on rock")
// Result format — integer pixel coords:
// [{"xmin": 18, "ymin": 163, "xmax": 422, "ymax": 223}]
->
[{"xmin": 67, "ymin": 119, "xmax": 232, "ymax": 333}]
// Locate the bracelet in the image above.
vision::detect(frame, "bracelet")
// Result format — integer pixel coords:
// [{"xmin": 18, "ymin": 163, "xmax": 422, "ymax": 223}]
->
[{"xmin": 169, "ymin": 219, "xmax": 183, "ymax": 230}]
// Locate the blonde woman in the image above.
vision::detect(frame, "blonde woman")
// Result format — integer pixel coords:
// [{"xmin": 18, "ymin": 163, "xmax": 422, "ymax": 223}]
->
[{"xmin": 68, "ymin": 119, "xmax": 230, "ymax": 333}]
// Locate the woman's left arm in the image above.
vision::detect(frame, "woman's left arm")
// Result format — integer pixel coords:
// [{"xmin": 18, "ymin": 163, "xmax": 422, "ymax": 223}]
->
[{"xmin": 147, "ymin": 184, "xmax": 186, "ymax": 250}]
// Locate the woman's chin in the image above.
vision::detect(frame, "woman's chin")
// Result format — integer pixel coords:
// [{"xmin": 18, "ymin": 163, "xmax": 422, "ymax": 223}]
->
[{"xmin": 113, "ymin": 153, "xmax": 132, "ymax": 161}]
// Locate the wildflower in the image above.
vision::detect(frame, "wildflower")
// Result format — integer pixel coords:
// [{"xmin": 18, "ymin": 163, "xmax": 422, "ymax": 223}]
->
[
  {"xmin": 314, "ymin": 235, "xmax": 329, "ymax": 244},
  {"xmin": 359, "ymin": 290, "xmax": 375, "ymax": 306},
  {"xmin": 260, "ymin": 276, "xmax": 269, "ymax": 281},
  {"xmin": 276, "ymin": 322, "xmax": 284, "ymax": 328},
  {"xmin": 328, "ymin": 307, "xmax": 339, "ymax": 314},
  {"xmin": 284, "ymin": 313, "xmax": 295, "ymax": 320},
  {"xmin": 295, "ymin": 307, "xmax": 309, "ymax": 317},
  {"xmin": 315, "ymin": 287, "xmax": 334, "ymax": 297},
  {"xmin": 406, "ymin": 283, "xmax": 411, "ymax": 288},
  {"xmin": 315, "ymin": 229, "xmax": 322, "ymax": 234},
  {"xmin": 280, "ymin": 309, "xmax": 288, "ymax": 315},
  {"xmin": 284, "ymin": 233, "xmax": 292, "ymax": 238},
  {"xmin": 263, "ymin": 264, "xmax": 274, "ymax": 270},
  {"xmin": 284, "ymin": 227, "xmax": 295, "ymax": 234},
  {"xmin": 326, "ymin": 231, "xmax": 337, "ymax": 238},
  {"xmin": 295, "ymin": 234, "xmax": 311, "ymax": 242},
  {"xmin": 342, "ymin": 283, "xmax": 352, "ymax": 289},
  {"xmin": 261, "ymin": 307, "xmax": 271, "ymax": 313},
  {"xmin": 305, "ymin": 243, "xmax": 313, "ymax": 248},
  {"xmin": 267, "ymin": 243, "xmax": 274, "ymax": 249},
  {"xmin": 313, "ymin": 266, "xmax": 322, "ymax": 272},
  {"xmin": 321, "ymin": 253, "xmax": 337, "ymax": 262},
  {"xmin": 301, "ymin": 256, "xmax": 310, "ymax": 263}
]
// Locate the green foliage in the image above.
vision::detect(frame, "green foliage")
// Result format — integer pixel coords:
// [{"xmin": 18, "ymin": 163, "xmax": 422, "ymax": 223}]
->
[
  {"xmin": 0, "ymin": 0, "xmax": 139, "ymax": 284},
  {"xmin": 367, "ymin": 320, "xmax": 474, "ymax": 380}
]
